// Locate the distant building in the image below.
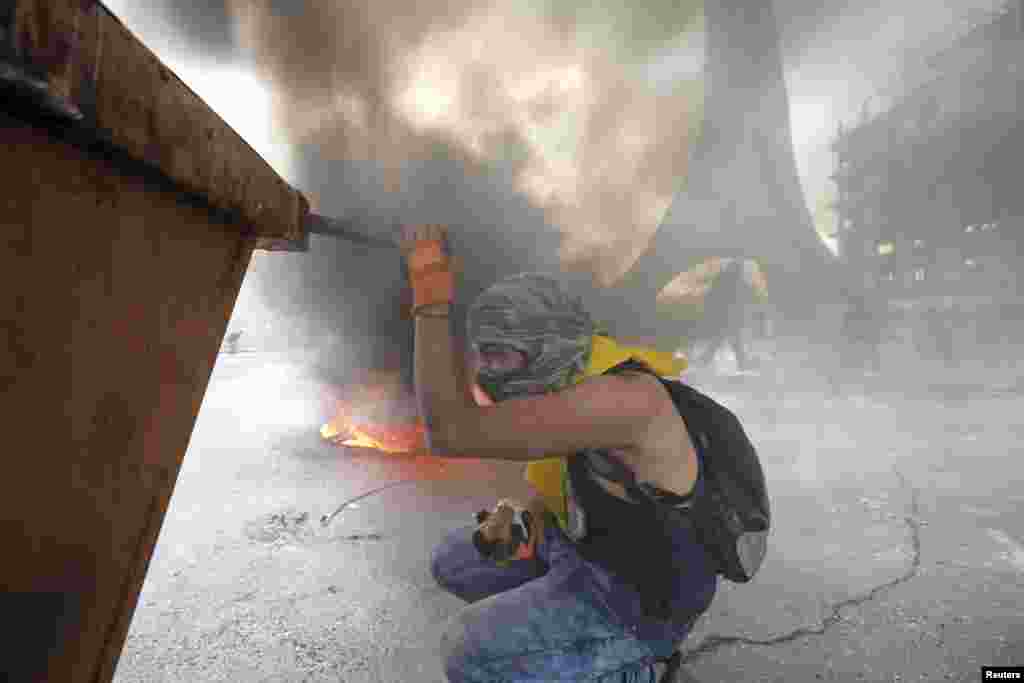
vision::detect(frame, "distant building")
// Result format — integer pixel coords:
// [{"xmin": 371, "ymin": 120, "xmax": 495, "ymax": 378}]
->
[{"xmin": 830, "ymin": 1, "xmax": 1024, "ymax": 302}]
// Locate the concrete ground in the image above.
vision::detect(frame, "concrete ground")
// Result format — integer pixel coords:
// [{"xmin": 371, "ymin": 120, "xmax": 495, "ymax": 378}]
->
[{"xmin": 114, "ymin": 348, "xmax": 1024, "ymax": 682}]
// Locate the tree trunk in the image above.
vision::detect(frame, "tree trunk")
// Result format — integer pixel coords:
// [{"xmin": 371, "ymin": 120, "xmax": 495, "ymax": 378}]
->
[{"xmin": 611, "ymin": 0, "xmax": 848, "ymax": 345}]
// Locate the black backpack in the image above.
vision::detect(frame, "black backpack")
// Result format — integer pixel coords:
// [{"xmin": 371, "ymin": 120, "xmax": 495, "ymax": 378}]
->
[{"xmin": 588, "ymin": 359, "xmax": 770, "ymax": 583}]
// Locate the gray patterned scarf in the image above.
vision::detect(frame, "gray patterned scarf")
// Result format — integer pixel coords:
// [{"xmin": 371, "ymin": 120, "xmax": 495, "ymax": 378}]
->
[{"xmin": 466, "ymin": 273, "xmax": 595, "ymax": 402}]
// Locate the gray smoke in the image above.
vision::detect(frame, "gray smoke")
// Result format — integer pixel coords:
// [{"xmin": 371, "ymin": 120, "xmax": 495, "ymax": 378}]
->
[
  {"xmin": 104, "ymin": 0, "xmax": 1014, "ymax": 386},
  {"xmin": 217, "ymin": 0, "xmax": 708, "ymax": 379}
]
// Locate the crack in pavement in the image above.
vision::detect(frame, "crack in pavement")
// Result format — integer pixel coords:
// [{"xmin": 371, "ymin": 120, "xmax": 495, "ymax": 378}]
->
[
  {"xmin": 680, "ymin": 467, "xmax": 922, "ymax": 665},
  {"xmin": 340, "ymin": 533, "xmax": 385, "ymax": 541}
]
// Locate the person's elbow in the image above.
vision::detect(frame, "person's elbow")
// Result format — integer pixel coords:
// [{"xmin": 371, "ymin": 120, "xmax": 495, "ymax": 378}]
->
[{"xmin": 422, "ymin": 415, "xmax": 466, "ymax": 457}]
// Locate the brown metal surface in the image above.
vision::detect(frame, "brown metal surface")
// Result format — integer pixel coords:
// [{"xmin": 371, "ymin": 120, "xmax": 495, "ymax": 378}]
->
[
  {"xmin": 1, "ymin": 112, "xmax": 254, "ymax": 683},
  {"xmin": 3, "ymin": 0, "xmax": 309, "ymax": 249}
]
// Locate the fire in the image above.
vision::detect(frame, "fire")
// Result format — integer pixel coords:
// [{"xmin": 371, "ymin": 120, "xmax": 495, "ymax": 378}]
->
[
  {"xmin": 320, "ymin": 412, "xmax": 427, "ymax": 454},
  {"xmin": 318, "ymin": 372, "xmax": 500, "ymax": 489},
  {"xmin": 320, "ymin": 371, "xmax": 428, "ymax": 455}
]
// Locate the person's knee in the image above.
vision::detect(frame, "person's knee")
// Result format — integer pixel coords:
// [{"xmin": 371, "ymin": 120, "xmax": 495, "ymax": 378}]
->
[
  {"xmin": 440, "ymin": 610, "xmax": 485, "ymax": 683},
  {"xmin": 431, "ymin": 526, "xmax": 467, "ymax": 588},
  {"xmin": 430, "ymin": 539, "xmax": 455, "ymax": 591}
]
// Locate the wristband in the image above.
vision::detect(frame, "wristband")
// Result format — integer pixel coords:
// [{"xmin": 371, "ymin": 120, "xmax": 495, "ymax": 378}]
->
[
  {"xmin": 411, "ymin": 269, "xmax": 454, "ymax": 308},
  {"xmin": 412, "ymin": 303, "xmax": 451, "ymax": 318},
  {"xmin": 408, "ymin": 240, "xmax": 448, "ymax": 276}
]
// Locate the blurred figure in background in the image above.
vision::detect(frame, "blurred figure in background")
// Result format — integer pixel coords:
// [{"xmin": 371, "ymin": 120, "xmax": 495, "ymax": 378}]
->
[
  {"xmin": 829, "ymin": 291, "xmax": 885, "ymax": 397},
  {"xmin": 841, "ymin": 292, "xmax": 883, "ymax": 376},
  {"xmin": 696, "ymin": 258, "xmax": 764, "ymax": 373},
  {"xmin": 922, "ymin": 299, "xmax": 956, "ymax": 367}
]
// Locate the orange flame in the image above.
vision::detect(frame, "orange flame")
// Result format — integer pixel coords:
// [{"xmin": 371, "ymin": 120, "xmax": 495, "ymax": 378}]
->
[
  {"xmin": 320, "ymin": 415, "xmax": 427, "ymax": 453},
  {"xmin": 320, "ymin": 373, "xmax": 428, "ymax": 454}
]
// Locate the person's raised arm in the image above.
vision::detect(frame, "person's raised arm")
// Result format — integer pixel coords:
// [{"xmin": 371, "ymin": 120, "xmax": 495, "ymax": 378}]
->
[{"xmin": 401, "ymin": 225, "xmax": 666, "ymax": 461}]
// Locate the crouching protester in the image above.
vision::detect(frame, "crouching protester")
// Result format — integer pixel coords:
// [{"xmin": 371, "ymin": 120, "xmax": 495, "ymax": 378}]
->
[{"xmin": 401, "ymin": 225, "xmax": 769, "ymax": 682}]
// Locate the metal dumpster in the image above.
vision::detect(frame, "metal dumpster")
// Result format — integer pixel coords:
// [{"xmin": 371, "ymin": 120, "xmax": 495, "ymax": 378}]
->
[{"xmin": 1, "ymin": 2, "xmax": 310, "ymax": 681}]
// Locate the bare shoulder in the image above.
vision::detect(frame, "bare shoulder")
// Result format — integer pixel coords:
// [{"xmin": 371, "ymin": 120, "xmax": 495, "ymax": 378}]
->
[
  {"xmin": 608, "ymin": 369, "xmax": 680, "ymax": 422},
  {"xmin": 582, "ymin": 368, "xmax": 699, "ymax": 499},
  {"xmin": 629, "ymin": 374, "xmax": 699, "ymax": 498}
]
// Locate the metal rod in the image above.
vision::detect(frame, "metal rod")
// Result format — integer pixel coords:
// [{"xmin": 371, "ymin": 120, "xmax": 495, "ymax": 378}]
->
[
  {"xmin": 320, "ymin": 480, "xmax": 419, "ymax": 527},
  {"xmin": 304, "ymin": 213, "xmax": 400, "ymax": 250}
]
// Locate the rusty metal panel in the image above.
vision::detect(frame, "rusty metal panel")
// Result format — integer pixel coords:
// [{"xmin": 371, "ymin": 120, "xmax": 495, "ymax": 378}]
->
[
  {"xmin": 1, "ymin": 113, "xmax": 254, "ymax": 683},
  {"xmin": 2, "ymin": 0, "xmax": 309, "ymax": 249}
]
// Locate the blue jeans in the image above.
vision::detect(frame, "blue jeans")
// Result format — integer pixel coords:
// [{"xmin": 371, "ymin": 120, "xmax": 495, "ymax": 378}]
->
[{"xmin": 431, "ymin": 522, "xmax": 704, "ymax": 682}]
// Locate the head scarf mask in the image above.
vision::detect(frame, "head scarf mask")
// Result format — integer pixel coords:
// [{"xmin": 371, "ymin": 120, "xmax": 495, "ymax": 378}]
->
[{"xmin": 467, "ymin": 273, "xmax": 595, "ymax": 402}]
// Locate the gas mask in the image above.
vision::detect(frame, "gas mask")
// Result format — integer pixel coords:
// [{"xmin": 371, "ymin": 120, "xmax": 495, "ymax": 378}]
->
[
  {"xmin": 473, "ymin": 342, "xmax": 543, "ymax": 403},
  {"xmin": 473, "ymin": 506, "xmax": 534, "ymax": 563},
  {"xmin": 474, "ymin": 370, "xmax": 514, "ymax": 404}
]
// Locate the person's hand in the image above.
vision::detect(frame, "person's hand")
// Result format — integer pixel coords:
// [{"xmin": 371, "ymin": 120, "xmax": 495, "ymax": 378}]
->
[
  {"xmin": 475, "ymin": 498, "xmax": 547, "ymax": 562},
  {"xmin": 399, "ymin": 224, "xmax": 460, "ymax": 310},
  {"xmin": 398, "ymin": 224, "xmax": 461, "ymax": 279},
  {"xmin": 399, "ymin": 223, "xmax": 449, "ymax": 261},
  {"xmin": 398, "ymin": 224, "xmax": 461, "ymax": 274},
  {"xmin": 475, "ymin": 500, "xmax": 514, "ymax": 544}
]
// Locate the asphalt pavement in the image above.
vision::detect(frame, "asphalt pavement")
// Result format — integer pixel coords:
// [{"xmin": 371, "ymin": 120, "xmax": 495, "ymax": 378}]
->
[{"xmin": 113, "ymin": 350, "xmax": 1024, "ymax": 682}]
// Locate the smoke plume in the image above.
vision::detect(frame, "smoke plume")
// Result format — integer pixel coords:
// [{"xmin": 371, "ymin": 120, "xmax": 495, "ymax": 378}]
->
[
  {"xmin": 106, "ymin": 0, "xmax": 1011, "ymax": 383},
  {"xmin": 227, "ymin": 0, "xmax": 706, "ymax": 284}
]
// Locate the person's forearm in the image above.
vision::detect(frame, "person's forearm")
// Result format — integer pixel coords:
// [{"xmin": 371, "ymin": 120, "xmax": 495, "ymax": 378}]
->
[{"xmin": 414, "ymin": 304, "xmax": 472, "ymax": 450}]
